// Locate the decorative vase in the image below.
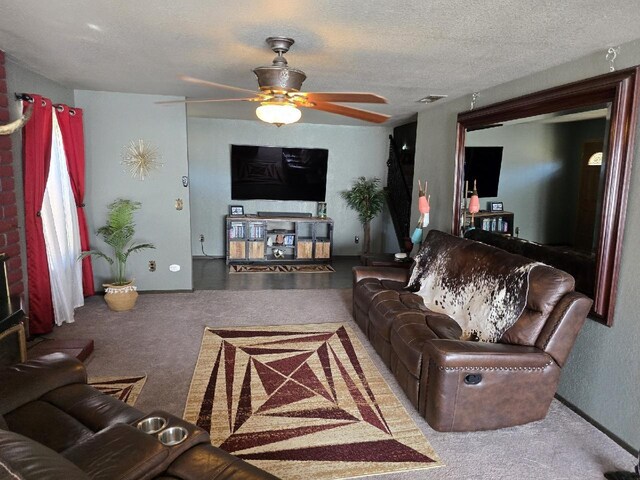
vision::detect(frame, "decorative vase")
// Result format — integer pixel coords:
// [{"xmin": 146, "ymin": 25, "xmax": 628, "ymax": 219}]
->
[{"xmin": 102, "ymin": 282, "xmax": 138, "ymax": 312}]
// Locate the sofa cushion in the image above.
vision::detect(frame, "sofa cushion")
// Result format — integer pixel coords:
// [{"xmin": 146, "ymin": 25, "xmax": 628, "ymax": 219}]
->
[
  {"xmin": 369, "ymin": 292, "xmax": 429, "ymax": 342},
  {"xmin": 390, "ymin": 315, "xmax": 438, "ymax": 378},
  {"xmin": 4, "ymin": 400, "xmax": 95, "ymax": 452},
  {"xmin": 425, "ymin": 313, "xmax": 463, "ymax": 340},
  {"xmin": 0, "ymin": 429, "xmax": 89, "ymax": 480},
  {"xmin": 409, "ymin": 230, "xmax": 540, "ymax": 342},
  {"xmin": 353, "ymin": 278, "xmax": 404, "ymax": 314},
  {"xmin": 41, "ymin": 383, "xmax": 143, "ymax": 432}
]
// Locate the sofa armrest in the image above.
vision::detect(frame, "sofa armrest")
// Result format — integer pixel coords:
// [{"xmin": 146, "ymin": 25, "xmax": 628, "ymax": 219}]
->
[
  {"xmin": 0, "ymin": 353, "xmax": 87, "ymax": 416},
  {"xmin": 535, "ymin": 291, "xmax": 592, "ymax": 367},
  {"xmin": 165, "ymin": 443, "xmax": 279, "ymax": 480},
  {"xmin": 352, "ymin": 266, "xmax": 410, "ymax": 286},
  {"xmin": 63, "ymin": 423, "xmax": 169, "ymax": 480},
  {"xmin": 424, "ymin": 339, "xmax": 554, "ymax": 369}
]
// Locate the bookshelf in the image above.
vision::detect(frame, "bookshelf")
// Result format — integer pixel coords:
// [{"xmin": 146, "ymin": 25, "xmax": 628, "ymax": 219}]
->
[
  {"xmin": 225, "ymin": 215, "xmax": 334, "ymax": 264},
  {"xmin": 466, "ymin": 211, "xmax": 514, "ymax": 236}
]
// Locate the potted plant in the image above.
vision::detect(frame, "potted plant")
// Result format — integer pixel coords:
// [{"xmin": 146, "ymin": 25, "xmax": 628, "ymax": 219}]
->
[
  {"xmin": 341, "ymin": 176, "xmax": 386, "ymax": 255},
  {"xmin": 79, "ymin": 198, "xmax": 155, "ymax": 311}
]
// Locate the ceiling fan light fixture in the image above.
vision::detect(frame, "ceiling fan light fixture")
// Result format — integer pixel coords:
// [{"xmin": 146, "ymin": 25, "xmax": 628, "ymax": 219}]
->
[{"xmin": 256, "ymin": 103, "xmax": 301, "ymax": 126}]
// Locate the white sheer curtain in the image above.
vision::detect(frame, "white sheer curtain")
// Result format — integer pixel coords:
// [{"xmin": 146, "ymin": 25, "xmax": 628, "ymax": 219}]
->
[{"xmin": 41, "ymin": 110, "xmax": 84, "ymax": 325}]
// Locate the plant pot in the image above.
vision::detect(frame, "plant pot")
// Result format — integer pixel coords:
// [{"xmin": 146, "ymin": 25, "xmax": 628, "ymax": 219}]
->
[{"xmin": 103, "ymin": 282, "xmax": 138, "ymax": 312}]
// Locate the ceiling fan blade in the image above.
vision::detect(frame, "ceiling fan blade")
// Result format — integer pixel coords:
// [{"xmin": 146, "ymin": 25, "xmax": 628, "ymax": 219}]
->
[
  {"xmin": 155, "ymin": 97, "xmax": 257, "ymax": 105},
  {"xmin": 308, "ymin": 102, "xmax": 390, "ymax": 123},
  {"xmin": 180, "ymin": 75, "xmax": 257, "ymax": 95},
  {"xmin": 300, "ymin": 92, "xmax": 387, "ymax": 104}
]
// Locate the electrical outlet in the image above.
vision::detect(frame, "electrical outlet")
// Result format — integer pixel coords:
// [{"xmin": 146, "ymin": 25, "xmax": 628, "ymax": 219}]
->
[
  {"xmin": 354, "ymin": 235, "xmax": 359, "ymax": 244},
  {"xmin": 148, "ymin": 260, "xmax": 156, "ymax": 272},
  {"xmin": 199, "ymin": 234, "xmax": 204, "ymax": 242}
]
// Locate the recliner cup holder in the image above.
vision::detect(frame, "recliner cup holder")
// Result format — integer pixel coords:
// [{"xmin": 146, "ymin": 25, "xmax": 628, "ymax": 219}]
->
[
  {"xmin": 158, "ymin": 426, "xmax": 188, "ymax": 446},
  {"xmin": 137, "ymin": 416, "xmax": 167, "ymax": 434}
]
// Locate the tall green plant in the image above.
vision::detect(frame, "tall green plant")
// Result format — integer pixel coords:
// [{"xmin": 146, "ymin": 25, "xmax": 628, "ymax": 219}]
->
[
  {"xmin": 341, "ymin": 176, "xmax": 386, "ymax": 254},
  {"xmin": 79, "ymin": 199, "xmax": 155, "ymax": 285}
]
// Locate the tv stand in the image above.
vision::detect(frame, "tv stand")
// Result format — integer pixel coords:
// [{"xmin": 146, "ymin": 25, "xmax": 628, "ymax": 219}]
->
[{"xmin": 226, "ymin": 215, "xmax": 333, "ymax": 264}]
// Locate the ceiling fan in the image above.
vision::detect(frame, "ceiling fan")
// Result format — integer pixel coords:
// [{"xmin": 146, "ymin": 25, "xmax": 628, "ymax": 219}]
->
[{"xmin": 159, "ymin": 37, "xmax": 390, "ymax": 126}]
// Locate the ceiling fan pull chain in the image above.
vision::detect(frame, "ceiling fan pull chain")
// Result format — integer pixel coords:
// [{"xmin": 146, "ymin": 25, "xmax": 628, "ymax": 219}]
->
[{"xmin": 606, "ymin": 46, "xmax": 620, "ymax": 72}]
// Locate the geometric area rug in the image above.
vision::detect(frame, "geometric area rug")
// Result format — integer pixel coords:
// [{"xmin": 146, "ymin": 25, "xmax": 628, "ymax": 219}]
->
[
  {"xmin": 88, "ymin": 375, "xmax": 147, "ymax": 406},
  {"xmin": 184, "ymin": 323, "xmax": 442, "ymax": 479}
]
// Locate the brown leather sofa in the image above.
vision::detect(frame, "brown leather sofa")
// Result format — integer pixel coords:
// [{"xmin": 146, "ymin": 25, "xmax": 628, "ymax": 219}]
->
[
  {"xmin": 353, "ymin": 230, "xmax": 592, "ymax": 432},
  {"xmin": 0, "ymin": 353, "xmax": 277, "ymax": 480}
]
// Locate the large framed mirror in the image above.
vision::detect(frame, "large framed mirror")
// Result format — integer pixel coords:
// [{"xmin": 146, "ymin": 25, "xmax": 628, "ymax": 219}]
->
[{"xmin": 453, "ymin": 67, "xmax": 639, "ymax": 325}]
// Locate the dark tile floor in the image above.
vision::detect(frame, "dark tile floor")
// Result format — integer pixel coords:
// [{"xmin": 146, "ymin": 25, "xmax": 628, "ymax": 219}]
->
[{"xmin": 192, "ymin": 256, "xmax": 361, "ymax": 290}]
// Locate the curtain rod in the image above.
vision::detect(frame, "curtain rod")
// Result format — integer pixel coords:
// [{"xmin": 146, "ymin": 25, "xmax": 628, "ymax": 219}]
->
[
  {"xmin": 14, "ymin": 93, "xmax": 76, "ymax": 114},
  {"xmin": 14, "ymin": 93, "xmax": 34, "ymax": 102}
]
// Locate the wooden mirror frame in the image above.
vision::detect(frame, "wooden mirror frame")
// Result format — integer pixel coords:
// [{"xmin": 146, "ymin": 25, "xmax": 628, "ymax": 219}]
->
[{"xmin": 452, "ymin": 67, "xmax": 640, "ymax": 325}]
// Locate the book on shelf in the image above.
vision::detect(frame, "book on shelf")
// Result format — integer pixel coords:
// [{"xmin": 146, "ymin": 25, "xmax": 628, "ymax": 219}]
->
[
  {"xmin": 229, "ymin": 222, "xmax": 245, "ymax": 239},
  {"xmin": 248, "ymin": 223, "xmax": 265, "ymax": 239},
  {"xmin": 480, "ymin": 217, "xmax": 509, "ymax": 233}
]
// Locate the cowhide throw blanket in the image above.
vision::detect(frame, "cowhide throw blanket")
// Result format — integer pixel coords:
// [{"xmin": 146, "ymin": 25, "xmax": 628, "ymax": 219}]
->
[{"xmin": 407, "ymin": 233, "xmax": 540, "ymax": 342}]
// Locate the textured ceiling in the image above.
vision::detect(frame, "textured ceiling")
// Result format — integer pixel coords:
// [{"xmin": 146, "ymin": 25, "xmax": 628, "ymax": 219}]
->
[{"xmin": 2, "ymin": 1, "xmax": 640, "ymax": 126}]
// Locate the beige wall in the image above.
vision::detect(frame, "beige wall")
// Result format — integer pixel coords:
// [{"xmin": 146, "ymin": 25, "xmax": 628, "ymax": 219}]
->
[{"xmin": 414, "ymin": 38, "xmax": 640, "ymax": 449}]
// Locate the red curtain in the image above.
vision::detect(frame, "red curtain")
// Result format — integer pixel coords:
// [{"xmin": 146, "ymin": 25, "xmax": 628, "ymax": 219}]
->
[
  {"xmin": 55, "ymin": 106, "xmax": 94, "ymax": 296},
  {"xmin": 22, "ymin": 95, "xmax": 54, "ymax": 334}
]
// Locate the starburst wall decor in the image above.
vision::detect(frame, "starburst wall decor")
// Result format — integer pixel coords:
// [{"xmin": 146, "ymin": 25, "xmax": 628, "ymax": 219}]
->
[{"xmin": 121, "ymin": 139, "xmax": 163, "ymax": 180}]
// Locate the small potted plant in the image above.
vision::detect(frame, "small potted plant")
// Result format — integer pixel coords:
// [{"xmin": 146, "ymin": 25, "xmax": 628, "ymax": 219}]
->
[
  {"xmin": 79, "ymin": 198, "xmax": 155, "ymax": 311},
  {"xmin": 341, "ymin": 176, "xmax": 386, "ymax": 255}
]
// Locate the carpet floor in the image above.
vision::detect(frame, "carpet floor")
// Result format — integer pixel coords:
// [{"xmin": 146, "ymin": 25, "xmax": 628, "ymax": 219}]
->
[
  {"xmin": 48, "ymin": 289, "xmax": 636, "ymax": 479},
  {"xmin": 185, "ymin": 323, "xmax": 441, "ymax": 479}
]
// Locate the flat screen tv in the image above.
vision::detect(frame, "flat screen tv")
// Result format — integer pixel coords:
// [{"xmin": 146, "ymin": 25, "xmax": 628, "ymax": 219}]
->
[
  {"xmin": 464, "ymin": 146, "xmax": 503, "ymax": 197},
  {"xmin": 231, "ymin": 145, "xmax": 328, "ymax": 201}
]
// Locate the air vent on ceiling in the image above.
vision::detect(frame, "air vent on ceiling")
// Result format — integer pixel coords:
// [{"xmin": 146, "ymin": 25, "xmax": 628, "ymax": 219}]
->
[{"xmin": 417, "ymin": 95, "xmax": 448, "ymax": 104}]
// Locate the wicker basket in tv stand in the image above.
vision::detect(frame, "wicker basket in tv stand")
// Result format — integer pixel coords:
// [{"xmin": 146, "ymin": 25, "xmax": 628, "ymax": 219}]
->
[{"xmin": 225, "ymin": 215, "xmax": 333, "ymax": 265}]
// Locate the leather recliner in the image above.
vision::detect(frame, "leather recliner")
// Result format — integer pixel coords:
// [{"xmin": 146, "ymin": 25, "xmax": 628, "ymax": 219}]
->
[
  {"xmin": 0, "ymin": 353, "xmax": 277, "ymax": 480},
  {"xmin": 352, "ymin": 230, "xmax": 593, "ymax": 432}
]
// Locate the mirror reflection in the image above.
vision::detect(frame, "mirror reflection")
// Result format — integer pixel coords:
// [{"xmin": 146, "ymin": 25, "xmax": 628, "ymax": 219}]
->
[
  {"xmin": 460, "ymin": 103, "xmax": 611, "ymax": 299},
  {"xmin": 454, "ymin": 68, "xmax": 639, "ymax": 325}
]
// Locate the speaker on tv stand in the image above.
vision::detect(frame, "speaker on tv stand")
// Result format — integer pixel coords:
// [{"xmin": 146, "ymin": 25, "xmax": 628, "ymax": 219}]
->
[{"xmin": 257, "ymin": 212, "xmax": 312, "ymax": 218}]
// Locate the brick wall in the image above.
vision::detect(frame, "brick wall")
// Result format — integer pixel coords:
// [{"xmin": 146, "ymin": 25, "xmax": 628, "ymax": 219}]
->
[{"xmin": 0, "ymin": 50, "xmax": 24, "ymax": 296}]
